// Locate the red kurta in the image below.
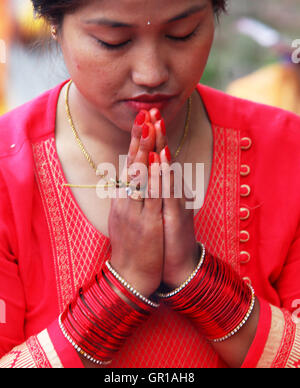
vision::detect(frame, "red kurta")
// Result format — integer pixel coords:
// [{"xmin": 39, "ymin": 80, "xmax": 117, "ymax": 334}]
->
[{"xmin": 0, "ymin": 81, "xmax": 300, "ymax": 368}]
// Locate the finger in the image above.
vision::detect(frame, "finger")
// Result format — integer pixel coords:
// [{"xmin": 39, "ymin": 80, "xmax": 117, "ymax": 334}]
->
[
  {"xmin": 119, "ymin": 120, "xmax": 155, "ymax": 193},
  {"xmin": 148, "ymin": 108, "xmax": 167, "ymax": 154},
  {"xmin": 112, "ymin": 112, "xmax": 152, "ymax": 210},
  {"xmin": 133, "ymin": 122, "xmax": 156, "ymax": 168},
  {"xmin": 115, "ymin": 172, "xmax": 144, "ymax": 214},
  {"xmin": 160, "ymin": 145, "xmax": 184, "ymax": 214},
  {"xmin": 127, "ymin": 110, "xmax": 151, "ymax": 168},
  {"xmin": 121, "ymin": 110, "xmax": 151, "ymax": 190},
  {"xmin": 128, "ymin": 122, "xmax": 155, "ymax": 190},
  {"xmin": 123, "ymin": 121, "xmax": 156, "ymax": 197},
  {"xmin": 160, "ymin": 146, "xmax": 195, "ymax": 213},
  {"xmin": 160, "ymin": 145, "xmax": 174, "ymax": 199},
  {"xmin": 149, "ymin": 108, "xmax": 162, "ymax": 124},
  {"xmin": 144, "ymin": 152, "xmax": 162, "ymax": 214},
  {"xmin": 148, "ymin": 152, "xmax": 162, "ymax": 199},
  {"xmin": 154, "ymin": 119, "xmax": 167, "ymax": 155},
  {"xmin": 183, "ymin": 179, "xmax": 196, "ymax": 202}
]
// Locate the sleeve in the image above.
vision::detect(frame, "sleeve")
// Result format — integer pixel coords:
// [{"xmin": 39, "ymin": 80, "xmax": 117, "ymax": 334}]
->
[
  {"xmin": 242, "ymin": 224, "xmax": 300, "ymax": 368},
  {"xmin": 0, "ymin": 320, "xmax": 84, "ymax": 368},
  {"xmin": 0, "ymin": 170, "xmax": 83, "ymax": 368}
]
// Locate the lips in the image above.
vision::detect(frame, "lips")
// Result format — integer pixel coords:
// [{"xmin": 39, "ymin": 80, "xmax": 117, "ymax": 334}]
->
[
  {"xmin": 130, "ymin": 94, "xmax": 175, "ymax": 102},
  {"xmin": 124, "ymin": 94, "xmax": 176, "ymax": 111}
]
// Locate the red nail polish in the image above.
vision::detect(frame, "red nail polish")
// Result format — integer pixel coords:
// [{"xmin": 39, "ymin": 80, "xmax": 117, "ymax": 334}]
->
[
  {"xmin": 135, "ymin": 111, "xmax": 146, "ymax": 125},
  {"xmin": 160, "ymin": 119, "xmax": 166, "ymax": 136},
  {"xmin": 142, "ymin": 123, "xmax": 150, "ymax": 139},
  {"xmin": 149, "ymin": 152, "xmax": 156, "ymax": 167},
  {"xmin": 164, "ymin": 146, "xmax": 171, "ymax": 162},
  {"xmin": 154, "ymin": 109, "xmax": 162, "ymax": 121},
  {"xmin": 144, "ymin": 111, "xmax": 151, "ymax": 123}
]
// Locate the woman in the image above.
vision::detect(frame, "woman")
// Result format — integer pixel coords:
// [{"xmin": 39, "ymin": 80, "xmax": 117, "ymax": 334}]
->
[{"xmin": 0, "ymin": 0, "xmax": 300, "ymax": 369}]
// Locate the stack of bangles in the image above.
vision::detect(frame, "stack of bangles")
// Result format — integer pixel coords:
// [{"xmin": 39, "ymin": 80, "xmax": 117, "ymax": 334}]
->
[
  {"xmin": 59, "ymin": 243, "xmax": 256, "ymax": 365},
  {"xmin": 59, "ymin": 263, "xmax": 159, "ymax": 365},
  {"xmin": 157, "ymin": 244, "xmax": 256, "ymax": 343}
]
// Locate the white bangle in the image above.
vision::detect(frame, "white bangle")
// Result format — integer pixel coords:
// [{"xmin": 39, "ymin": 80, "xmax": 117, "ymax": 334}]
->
[
  {"xmin": 105, "ymin": 261, "xmax": 160, "ymax": 308},
  {"xmin": 156, "ymin": 243, "xmax": 206, "ymax": 299}
]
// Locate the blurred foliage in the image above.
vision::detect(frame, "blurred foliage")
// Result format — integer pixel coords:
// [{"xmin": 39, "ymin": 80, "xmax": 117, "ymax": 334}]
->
[{"xmin": 202, "ymin": 0, "xmax": 300, "ymax": 90}]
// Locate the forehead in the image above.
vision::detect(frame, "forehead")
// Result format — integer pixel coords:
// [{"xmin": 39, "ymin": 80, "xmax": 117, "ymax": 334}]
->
[{"xmin": 77, "ymin": 0, "xmax": 209, "ymax": 23}]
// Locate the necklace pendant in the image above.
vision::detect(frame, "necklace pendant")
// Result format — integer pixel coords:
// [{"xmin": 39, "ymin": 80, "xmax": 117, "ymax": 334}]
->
[{"xmin": 110, "ymin": 178, "xmax": 125, "ymax": 189}]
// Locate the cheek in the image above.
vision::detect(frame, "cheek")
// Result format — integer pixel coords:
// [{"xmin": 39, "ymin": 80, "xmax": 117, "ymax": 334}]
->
[
  {"xmin": 62, "ymin": 41, "xmax": 124, "ymax": 96},
  {"xmin": 174, "ymin": 47, "xmax": 211, "ymax": 89},
  {"xmin": 178, "ymin": 31, "xmax": 214, "ymax": 85}
]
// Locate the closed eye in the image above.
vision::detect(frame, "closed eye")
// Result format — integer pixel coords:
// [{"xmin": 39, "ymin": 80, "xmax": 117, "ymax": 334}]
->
[
  {"xmin": 166, "ymin": 30, "xmax": 197, "ymax": 42},
  {"xmin": 166, "ymin": 23, "xmax": 201, "ymax": 42},
  {"xmin": 96, "ymin": 39, "xmax": 131, "ymax": 50},
  {"xmin": 95, "ymin": 25, "xmax": 198, "ymax": 50}
]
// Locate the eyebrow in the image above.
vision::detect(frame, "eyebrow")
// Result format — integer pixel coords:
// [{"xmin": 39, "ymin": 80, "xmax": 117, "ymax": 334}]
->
[{"xmin": 83, "ymin": 4, "xmax": 207, "ymax": 28}]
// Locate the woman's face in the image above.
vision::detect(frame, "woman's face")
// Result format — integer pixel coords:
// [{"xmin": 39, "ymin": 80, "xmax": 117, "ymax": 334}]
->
[{"xmin": 59, "ymin": 0, "xmax": 215, "ymax": 131}]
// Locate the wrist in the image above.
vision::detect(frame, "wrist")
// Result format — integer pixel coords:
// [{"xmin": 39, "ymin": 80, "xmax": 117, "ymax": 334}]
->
[
  {"xmin": 110, "ymin": 256, "xmax": 162, "ymax": 298},
  {"xmin": 163, "ymin": 242, "xmax": 201, "ymax": 291},
  {"xmin": 111, "ymin": 268, "xmax": 161, "ymax": 298},
  {"xmin": 104, "ymin": 261, "xmax": 160, "ymax": 308}
]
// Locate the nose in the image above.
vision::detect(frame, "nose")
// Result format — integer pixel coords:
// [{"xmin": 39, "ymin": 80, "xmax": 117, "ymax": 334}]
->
[{"xmin": 131, "ymin": 45, "xmax": 169, "ymax": 89}]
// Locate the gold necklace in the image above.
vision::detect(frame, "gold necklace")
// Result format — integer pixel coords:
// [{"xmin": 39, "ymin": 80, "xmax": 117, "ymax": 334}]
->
[
  {"xmin": 65, "ymin": 80, "xmax": 99, "ymax": 174},
  {"xmin": 64, "ymin": 80, "xmax": 192, "ymax": 189},
  {"xmin": 174, "ymin": 95, "xmax": 192, "ymax": 160}
]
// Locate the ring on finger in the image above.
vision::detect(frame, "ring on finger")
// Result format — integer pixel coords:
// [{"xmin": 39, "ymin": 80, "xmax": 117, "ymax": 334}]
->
[
  {"xmin": 127, "ymin": 178, "xmax": 148, "ymax": 192},
  {"xmin": 126, "ymin": 186, "xmax": 145, "ymax": 202}
]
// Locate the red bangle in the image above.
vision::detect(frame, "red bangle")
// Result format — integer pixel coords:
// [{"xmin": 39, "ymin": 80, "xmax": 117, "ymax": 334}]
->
[
  {"xmin": 59, "ymin": 266, "xmax": 158, "ymax": 364},
  {"xmin": 160, "ymin": 250, "xmax": 256, "ymax": 342}
]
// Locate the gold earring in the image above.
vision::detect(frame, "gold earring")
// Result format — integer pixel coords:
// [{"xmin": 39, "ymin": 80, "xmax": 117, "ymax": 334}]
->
[{"xmin": 51, "ymin": 26, "xmax": 58, "ymax": 39}]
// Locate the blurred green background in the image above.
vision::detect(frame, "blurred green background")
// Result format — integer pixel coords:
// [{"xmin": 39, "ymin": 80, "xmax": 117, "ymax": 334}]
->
[{"xmin": 202, "ymin": 0, "xmax": 300, "ymax": 89}]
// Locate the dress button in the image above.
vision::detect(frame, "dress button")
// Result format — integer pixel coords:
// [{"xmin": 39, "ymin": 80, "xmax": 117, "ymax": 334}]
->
[
  {"xmin": 240, "ymin": 207, "xmax": 250, "ymax": 221},
  {"xmin": 240, "ymin": 165, "xmax": 251, "ymax": 177},
  {"xmin": 243, "ymin": 276, "xmax": 252, "ymax": 285},
  {"xmin": 240, "ymin": 251, "xmax": 251, "ymax": 264},
  {"xmin": 241, "ymin": 137, "xmax": 252, "ymax": 150},
  {"xmin": 240, "ymin": 230, "xmax": 250, "ymax": 243},
  {"xmin": 240, "ymin": 185, "xmax": 251, "ymax": 197}
]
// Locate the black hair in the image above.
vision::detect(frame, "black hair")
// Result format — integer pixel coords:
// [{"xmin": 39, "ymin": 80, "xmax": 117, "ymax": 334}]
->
[
  {"xmin": 212, "ymin": 0, "xmax": 227, "ymax": 15},
  {"xmin": 32, "ymin": 0, "xmax": 83, "ymax": 25},
  {"xmin": 31, "ymin": 0, "xmax": 227, "ymax": 25}
]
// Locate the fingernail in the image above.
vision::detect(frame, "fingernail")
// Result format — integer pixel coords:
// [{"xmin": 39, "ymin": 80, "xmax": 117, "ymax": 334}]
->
[
  {"xmin": 160, "ymin": 119, "xmax": 166, "ymax": 136},
  {"xmin": 149, "ymin": 152, "xmax": 156, "ymax": 167},
  {"xmin": 153, "ymin": 109, "xmax": 161, "ymax": 121},
  {"xmin": 135, "ymin": 111, "xmax": 146, "ymax": 125},
  {"xmin": 142, "ymin": 123, "xmax": 150, "ymax": 139},
  {"xmin": 164, "ymin": 145, "xmax": 172, "ymax": 162}
]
